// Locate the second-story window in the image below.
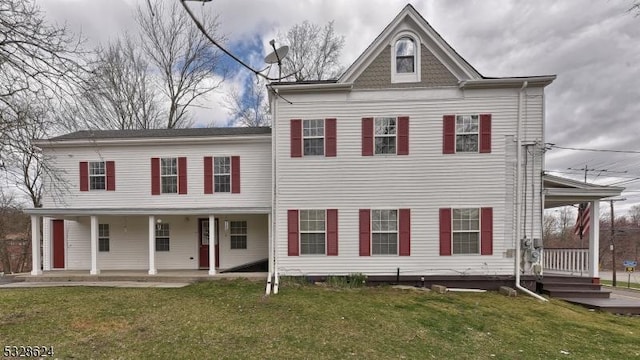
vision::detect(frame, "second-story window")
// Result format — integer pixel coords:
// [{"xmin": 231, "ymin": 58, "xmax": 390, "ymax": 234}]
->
[
  {"xmin": 456, "ymin": 115, "xmax": 479, "ymax": 152},
  {"xmin": 375, "ymin": 117, "xmax": 396, "ymax": 154},
  {"xmin": 214, "ymin": 157, "xmax": 231, "ymax": 193},
  {"xmin": 395, "ymin": 37, "xmax": 415, "ymax": 73},
  {"xmin": 161, "ymin": 158, "xmax": 178, "ymax": 194},
  {"xmin": 89, "ymin": 161, "xmax": 106, "ymax": 190},
  {"xmin": 303, "ymin": 119, "xmax": 324, "ymax": 156}
]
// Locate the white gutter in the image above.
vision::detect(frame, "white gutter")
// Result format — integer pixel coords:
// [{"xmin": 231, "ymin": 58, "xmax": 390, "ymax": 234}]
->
[
  {"xmin": 34, "ymin": 134, "xmax": 271, "ymax": 148},
  {"xmin": 515, "ymin": 80, "xmax": 548, "ymax": 302}
]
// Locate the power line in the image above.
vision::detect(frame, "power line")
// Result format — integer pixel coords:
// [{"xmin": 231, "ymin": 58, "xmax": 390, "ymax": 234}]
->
[{"xmin": 549, "ymin": 144, "xmax": 640, "ymax": 154}]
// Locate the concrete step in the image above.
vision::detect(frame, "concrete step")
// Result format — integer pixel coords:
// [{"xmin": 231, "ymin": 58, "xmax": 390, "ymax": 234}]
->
[
  {"xmin": 541, "ymin": 283, "xmax": 603, "ymax": 291},
  {"xmin": 541, "ymin": 276, "xmax": 595, "ymax": 284},
  {"xmin": 543, "ymin": 289, "xmax": 611, "ymax": 299}
]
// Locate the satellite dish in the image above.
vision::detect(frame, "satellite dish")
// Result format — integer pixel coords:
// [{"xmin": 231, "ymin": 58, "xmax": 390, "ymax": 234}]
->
[
  {"xmin": 264, "ymin": 40, "xmax": 289, "ymax": 80},
  {"xmin": 264, "ymin": 45, "xmax": 289, "ymax": 64}
]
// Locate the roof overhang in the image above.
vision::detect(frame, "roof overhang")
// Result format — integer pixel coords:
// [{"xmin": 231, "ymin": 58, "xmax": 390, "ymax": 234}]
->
[
  {"xmin": 460, "ymin": 76, "xmax": 556, "ymax": 89},
  {"xmin": 33, "ymin": 134, "xmax": 271, "ymax": 148},
  {"xmin": 24, "ymin": 207, "xmax": 272, "ymax": 217},
  {"xmin": 269, "ymin": 82, "xmax": 353, "ymax": 93},
  {"xmin": 543, "ymin": 174, "xmax": 624, "ymax": 209}
]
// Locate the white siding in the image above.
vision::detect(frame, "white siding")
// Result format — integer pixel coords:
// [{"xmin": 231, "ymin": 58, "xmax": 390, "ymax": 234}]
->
[
  {"xmin": 42, "ymin": 140, "xmax": 271, "ymax": 209},
  {"xmin": 273, "ymin": 87, "xmax": 544, "ymax": 276},
  {"xmin": 60, "ymin": 215, "xmax": 268, "ymax": 271}
]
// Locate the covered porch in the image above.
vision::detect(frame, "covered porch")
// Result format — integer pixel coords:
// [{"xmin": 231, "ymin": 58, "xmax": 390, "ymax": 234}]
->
[
  {"xmin": 542, "ymin": 174, "xmax": 624, "ymax": 280},
  {"xmin": 25, "ymin": 207, "xmax": 272, "ymax": 276}
]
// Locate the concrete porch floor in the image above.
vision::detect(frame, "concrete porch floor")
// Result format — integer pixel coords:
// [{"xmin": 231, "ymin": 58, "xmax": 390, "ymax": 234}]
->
[{"xmin": 13, "ymin": 270, "xmax": 268, "ymax": 283}]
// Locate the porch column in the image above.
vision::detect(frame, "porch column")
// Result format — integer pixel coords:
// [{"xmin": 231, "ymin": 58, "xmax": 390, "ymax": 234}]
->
[
  {"xmin": 588, "ymin": 200, "xmax": 600, "ymax": 279},
  {"xmin": 268, "ymin": 212, "xmax": 273, "ymax": 274},
  {"xmin": 208, "ymin": 215, "xmax": 216, "ymax": 275},
  {"xmin": 148, "ymin": 215, "xmax": 157, "ymax": 275},
  {"xmin": 90, "ymin": 216, "xmax": 100, "ymax": 275},
  {"xmin": 30, "ymin": 215, "xmax": 42, "ymax": 275}
]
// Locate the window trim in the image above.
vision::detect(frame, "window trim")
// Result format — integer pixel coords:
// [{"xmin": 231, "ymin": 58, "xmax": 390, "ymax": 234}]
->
[
  {"xmin": 160, "ymin": 157, "xmax": 178, "ymax": 194},
  {"xmin": 98, "ymin": 223, "xmax": 109, "ymax": 252},
  {"xmin": 302, "ymin": 119, "xmax": 325, "ymax": 156},
  {"xmin": 299, "ymin": 209, "xmax": 327, "ymax": 256},
  {"xmin": 451, "ymin": 207, "xmax": 481, "ymax": 255},
  {"xmin": 89, "ymin": 161, "xmax": 106, "ymax": 191},
  {"xmin": 374, "ymin": 117, "xmax": 397, "ymax": 155},
  {"xmin": 155, "ymin": 223, "xmax": 170, "ymax": 252},
  {"xmin": 230, "ymin": 220, "xmax": 248, "ymax": 250},
  {"xmin": 214, "ymin": 156, "xmax": 231, "ymax": 193},
  {"xmin": 371, "ymin": 209, "xmax": 399, "ymax": 256},
  {"xmin": 455, "ymin": 114, "xmax": 480, "ymax": 153},
  {"xmin": 391, "ymin": 32, "xmax": 421, "ymax": 84}
]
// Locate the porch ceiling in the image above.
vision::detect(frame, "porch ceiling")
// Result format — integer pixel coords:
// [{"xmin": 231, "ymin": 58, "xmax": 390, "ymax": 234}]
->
[
  {"xmin": 543, "ymin": 174, "xmax": 624, "ymax": 209},
  {"xmin": 23, "ymin": 207, "xmax": 272, "ymax": 217}
]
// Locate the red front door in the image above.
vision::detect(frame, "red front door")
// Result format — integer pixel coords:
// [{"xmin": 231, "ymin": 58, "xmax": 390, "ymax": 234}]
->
[
  {"xmin": 52, "ymin": 219, "xmax": 65, "ymax": 269},
  {"xmin": 198, "ymin": 219, "xmax": 219, "ymax": 269}
]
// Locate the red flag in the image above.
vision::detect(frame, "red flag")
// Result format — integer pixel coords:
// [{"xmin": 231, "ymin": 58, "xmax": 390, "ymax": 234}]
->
[{"xmin": 574, "ymin": 203, "xmax": 591, "ymax": 238}]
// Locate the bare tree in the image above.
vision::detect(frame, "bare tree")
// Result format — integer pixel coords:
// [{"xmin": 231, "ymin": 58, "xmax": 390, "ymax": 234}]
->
[
  {"xmin": 59, "ymin": 36, "xmax": 163, "ymax": 131},
  {"xmin": 0, "ymin": 0, "xmax": 87, "ymax": 144},
  {"xmin": 223, "ymin": 76, "xmax": 270, "ymax": 127},
  {"xmin": 0, "ymin": 190, "xmax": 30, "ymax": 273},
  {"xmin": 2, "ymin": 95, "xmax": 68, "ymax": 208},
  {"xmin": 280, "ymin": 20, "xmax": 345, "ymax": 82},
  {"xmin": 136, "ymin": 0, "xmax": 225, "ymax": 129}
]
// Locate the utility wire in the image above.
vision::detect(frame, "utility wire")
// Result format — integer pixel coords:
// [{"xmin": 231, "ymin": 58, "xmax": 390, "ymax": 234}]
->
[{"xmin": 549, "ymin": 144, "xmax": 640, "ymax": 154}]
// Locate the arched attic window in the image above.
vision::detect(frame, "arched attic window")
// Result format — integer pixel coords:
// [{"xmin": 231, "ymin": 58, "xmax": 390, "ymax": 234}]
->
[
  {"xmin": 395, "ymin": 37, "xmax": 415, "ymax": 73},
  {"xmin": 391, "ymin": 34, "xmax": 420, "ymax": 83}
]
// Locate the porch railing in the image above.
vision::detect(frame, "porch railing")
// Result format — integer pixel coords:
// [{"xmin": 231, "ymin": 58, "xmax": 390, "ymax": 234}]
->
[{"xmin": 543, "ymin": 248, "xmax": 589, "ymax": 275}]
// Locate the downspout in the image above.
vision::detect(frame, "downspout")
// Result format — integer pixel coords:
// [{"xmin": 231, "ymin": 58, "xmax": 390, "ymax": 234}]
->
[
  {"xmin": 515, "ymin": 81, "xmax": 547, "ymax": 301},
  {"xmin": 272, "ymin": 87, "xmax": 279, "ymax": 294}
]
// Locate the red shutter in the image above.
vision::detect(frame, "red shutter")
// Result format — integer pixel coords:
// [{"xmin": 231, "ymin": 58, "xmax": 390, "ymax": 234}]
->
[
  {"xmin": 326, "ymin": 209, "xmax": 338, "ymax": 256},
  {"xmin": 79, "ymin": 162, "xmax": 88, "ymax": 191},
  {"xmin": 443, "ymin": 115, "xmax": 456, "ymax": 154},
  {"xmin": 325, "ymin": 118, "xmax": 337, "ymax": 157},
  {"xmin": 359, "ymin": 209, "xmax": 371, "ymax": 256},
  {"xmin": 151, "ymin": 158, "xmax": 160, "ymax": 195},
  {"xmin": 479, "ymin": 114, "xmax": 492, "ymax": 153},
  {"xmin": 204, "ymin": 156, "xmax": 213, "ymax": 194},
  {"xmin": 231, "ymin": 156, "xmax": 240, "ymax": 193},
  {"xmin": 291, "ymin": 119, "xmax": 302, "ymax": 157},
  {"xmin": 362, "ymin": 118, "xmax": 373, "ymax": 156},
  {"xmin": 397, "ymin": 116, "xmax": 409, "ymax": 155},
  {"xmin": 178, "ymin": 157, "xmax": 187, "ymax": 194},
  {"xmin": 288, "ymin": 210, "xmax": 299, "ymax": 256},
  {"xmin": 399, "ymin": 209, "xmax": 411, "ymax": 256},
  {"xmin": 481, "ymin": 207, "xmax": 493, "ymax": 255},
  {"xmin": 439, "ymin": 208, "xmax": 452, "ymax": 256},
  {"xmin": 106, "ymin": 161, "xmax": 115, "ymax": 191}
]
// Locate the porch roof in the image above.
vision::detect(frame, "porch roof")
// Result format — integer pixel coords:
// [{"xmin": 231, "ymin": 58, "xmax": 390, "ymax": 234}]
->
[
  {"xmin": 23, "ymin": 207, "xmax": 271, "ymax": 217},
  {"xmin": 543, "ymin": 174, "xmax": 624, "ymax": 209}
]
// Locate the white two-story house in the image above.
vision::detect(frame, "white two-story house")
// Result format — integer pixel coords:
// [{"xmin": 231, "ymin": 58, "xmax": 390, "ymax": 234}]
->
[{"xmin": 26, "ymin": 5, "xmax": 620, "ymax": 287}]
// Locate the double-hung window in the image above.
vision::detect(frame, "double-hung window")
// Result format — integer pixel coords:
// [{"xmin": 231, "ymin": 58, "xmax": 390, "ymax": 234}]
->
[
  {"xmin": 300, "ymin": 210, "xmax": 325, "ymax": 255},
  {"xmin": 161, "ymin": 158, "xmax": 178, "ymax": 193},
  {"xmin": 155, "ymin": 223, "xmax": 170, "ymax": 251},
  {"xmin": 395, "ymin": 37, "xmax": 416, "ymax": 73},
  {"xmin": 375, "ymin": 117, "xmax": 396, "ymax": 154},
  {"xmin": 456, "ymin": 115, "xmax": 479, "ymax": 152},
  {"xmin": 303, "ymin": 119, "xmax": 324, "ymax": 156},
  {"xmin": 214, "ymin": 157, "xmax": 231, "ymax": 193},
  {"xmin": 372, "ymin": 210, "xmax": 398, "ymax": 255},
  {"xmin": 230, "ymin": 221, "xmax": 247, "ymax": 249},
  {"xmin": 452, "ymin": 208, "xmax": 480, "ymax": 254},
  {"xmin": 89, "ymin": 161, "xmax": 106, "ymax": 190},
  {"xmin": 98, "ymin": 224, "xmax": 110, "ymax": 252}
]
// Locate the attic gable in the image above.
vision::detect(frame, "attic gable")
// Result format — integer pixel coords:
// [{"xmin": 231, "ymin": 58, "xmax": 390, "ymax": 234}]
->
[{"xmin": 340, "ymin": 4, "xmax": 482, "ymax": 89}]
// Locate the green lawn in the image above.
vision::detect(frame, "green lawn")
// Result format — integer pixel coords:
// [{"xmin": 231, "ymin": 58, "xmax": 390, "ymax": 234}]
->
[
  {"xmin": 601, "ymin": 279, "xmax": 640, "ymax": 290},
  {"xmin": 1, "ymin": 279, "xmax": 639, "ymax": 359}
]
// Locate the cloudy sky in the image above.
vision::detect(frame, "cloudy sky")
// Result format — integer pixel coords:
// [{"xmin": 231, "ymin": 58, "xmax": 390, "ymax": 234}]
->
[{"xmin": 36, "ymin": 0, "xmax": 640, "ymax": 213}]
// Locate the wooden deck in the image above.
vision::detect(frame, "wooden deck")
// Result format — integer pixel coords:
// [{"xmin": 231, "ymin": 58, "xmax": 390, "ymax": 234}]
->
[{"xmin": 538, "ymin": 275, "xmax": 640, "ymax": 315}]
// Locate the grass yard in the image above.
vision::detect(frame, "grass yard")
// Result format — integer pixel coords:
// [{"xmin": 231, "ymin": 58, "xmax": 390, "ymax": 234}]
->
[
  {"xmin": 601, "ymin": 279, "xmax": 640, "ymax": 290},
  {"xmin": 1, "ymin": 279, "xmax": 639, "ymax": 359}
]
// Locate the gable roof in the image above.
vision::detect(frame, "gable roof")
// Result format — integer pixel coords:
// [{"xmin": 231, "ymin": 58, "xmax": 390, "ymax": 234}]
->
[
  {"xmin": 339, "ymin": 4, "xmax": 482, "ymax": 84},
  {"xmin": 543, "ymin": 174, "xmax": 624, "ymax": 208},
  {"xmin": 47, "ymin": 127, "xmax": 271, "ymax": 141}
]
